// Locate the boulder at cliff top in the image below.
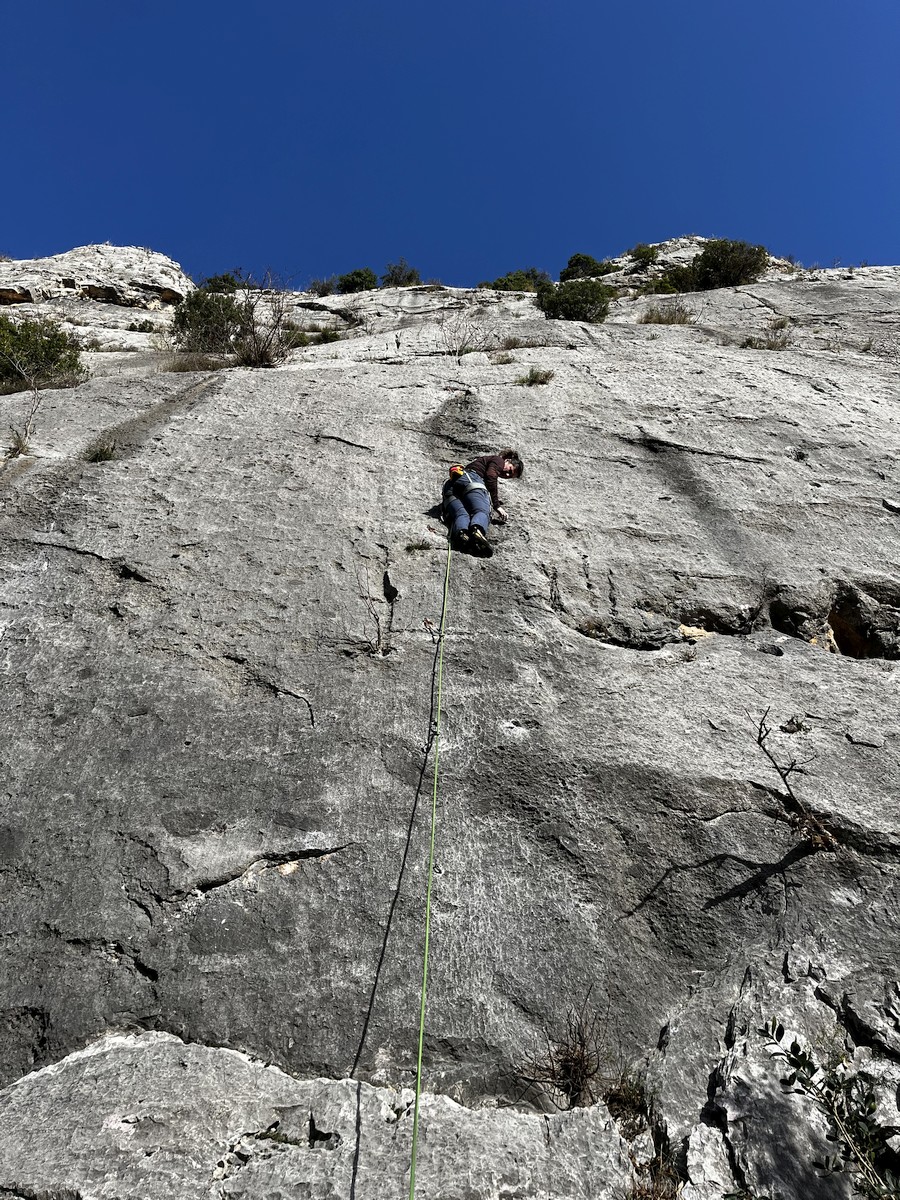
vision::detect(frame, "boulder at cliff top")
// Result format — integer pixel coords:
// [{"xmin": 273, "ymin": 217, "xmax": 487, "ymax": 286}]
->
[
  {"xmin": 0, "ymin": 243, "xmax": 192, "ymax": 307},
  {"xmin": 1, "ymin": 248, "xmax": 899, "ymax": 1198}
]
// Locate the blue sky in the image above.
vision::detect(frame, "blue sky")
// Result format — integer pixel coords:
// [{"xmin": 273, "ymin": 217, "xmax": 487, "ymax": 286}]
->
[{"xmin": 4, "ymin": 0, "xmax": 899, "ymax": 286}]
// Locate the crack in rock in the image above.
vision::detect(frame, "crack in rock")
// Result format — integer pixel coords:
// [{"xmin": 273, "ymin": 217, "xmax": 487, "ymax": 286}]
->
[{"xmin": 168, "ymin": 845, "xmax": 351, "ymax": 902}]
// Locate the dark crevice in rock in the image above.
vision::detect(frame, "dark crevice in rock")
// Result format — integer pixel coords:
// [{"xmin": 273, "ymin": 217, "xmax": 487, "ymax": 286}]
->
[
  {"xmin": 116, "ymin": 562, "xmax": 151, "ymax": 583},
  {"xmin": 308, "ymin": 432, "xmax": 375, "ymax": 453},
  {"xmin": 25, "ymin": 536, "xmax": 156, "ymax": 587},
  {"xmin": 309, "ymin": 1112, "xmax": 342, "ymax": 1149},
  {"xmin": 577, "ymin": 575, "xmax": 900, "ymax": 659},
  {"xmin": 576, "ymin": 616, "xmax": 678, "ymax": 651},
  {"xmin": 42, "ymin": 928, "xmax": 159, "ymax": 984},
  {"xmin": 382, "ymin": 571, "xmax": 399, "ymax": 604},
  {"xmin": 169, "ymin": 846, "xmax": 350, "ymax": 901},
  {"xmin": 540, "ymin": 564, "xmax": 566, "ymax": 614},
  {"xmin": 221, "ymin": 655, "xmax": 316, "ymax": 726},
  {"xmin": 814, "ymin": 988, "xmax": 900, "ymax": 1064},
  {"xmin": 625, "ymin": 430, "xmax": 767, "ymax": 465},
  {"xmin": 770, "ymin": 579, "xmax": 900, "ymax": 659},
  {"xmin": 0, "ymin": 1188, "xmax": 83, "ymax": 1200}
]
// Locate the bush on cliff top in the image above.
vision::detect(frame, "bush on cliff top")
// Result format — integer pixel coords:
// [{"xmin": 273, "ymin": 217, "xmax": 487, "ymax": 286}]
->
[
  {"xmin": 648, "ymin": 239, "xmax": 770, "ymax": 294},
  {"xmin": 535, "ymin": 278, "xmax": 615, "ymax": 323},
  {"xmin": 0, "ymin": 314, "xmax": 86, "ymax": 394},
  {"xmin": 478, "ymin": 267, "xmax": 551, "ymax": 292},
  {"xmin": 559, "ymin": 253, "xmax": 618, "ymax": 282},
  {"xmin": 172, "ymin": 287, "xmax": 246, "ymax": 353},
  {"xmin": 337, "ymin": 268, "xmax": 378, "ymax": 294}
]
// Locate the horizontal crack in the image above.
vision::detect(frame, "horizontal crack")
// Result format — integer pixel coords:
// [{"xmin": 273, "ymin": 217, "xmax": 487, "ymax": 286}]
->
[
  {"xmin": 18, "ymin": 536, "xmax": 155, "ymax": 583},
  {"xmin": 42, "ymin": 927, "xmax": 159, "ymax": 982},
  {"xmin": 622, "ymin": 431, "xmax": 767, "ymax": 465},
  {"xmin": 169, "ymin": 845, "xmax": 351, "ymax": 902}
]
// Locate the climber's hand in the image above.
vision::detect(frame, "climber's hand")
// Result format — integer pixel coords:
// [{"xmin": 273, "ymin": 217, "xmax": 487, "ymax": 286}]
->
[{"xmin": 494, "ymin": 507, "xmax": 508, "ymax": 524}]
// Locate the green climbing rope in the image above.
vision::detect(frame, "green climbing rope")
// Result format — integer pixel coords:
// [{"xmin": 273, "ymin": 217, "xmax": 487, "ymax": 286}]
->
[{"xmin": 408, "ymin": 536, "xmax": 453, "ymax": 1200}]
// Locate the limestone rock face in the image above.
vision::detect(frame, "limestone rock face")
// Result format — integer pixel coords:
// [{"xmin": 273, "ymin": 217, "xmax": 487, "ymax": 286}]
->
[
  {"xmin": 0, "ymin": 244, "xmax": 192, "ymax": 307},
  {"xmin": 1, "ymin": 246, "xmax": 900, "ymax": 1197}
]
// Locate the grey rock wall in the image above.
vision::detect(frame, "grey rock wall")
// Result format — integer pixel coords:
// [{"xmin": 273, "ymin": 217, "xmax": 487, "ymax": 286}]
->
[{"xmin": 1, "ymin": 249, "xmax": 899, "ymax": 1197}]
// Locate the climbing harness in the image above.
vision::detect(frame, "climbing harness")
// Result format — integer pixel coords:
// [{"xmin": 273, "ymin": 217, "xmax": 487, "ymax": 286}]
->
[
  {"xmin": 408, "ymin": 535, "xmax": 453, "ymax": 1200},
  {"xmin": 446, "ymin": 464, "xmax": 488, "ymax": 495}
]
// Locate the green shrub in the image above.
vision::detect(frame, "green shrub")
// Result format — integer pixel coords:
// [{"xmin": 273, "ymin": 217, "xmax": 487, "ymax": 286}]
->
[
  {"xmin": 692, "ymin": 239, "xmax": 769, "ymax": 289},
  {"xmin": 760, "ymin": 1018, "xmax": 899, "ymax": 1199},
  {"xmin": 535, "ymin": 278, "xmax": 615, "ymax": 323},
  {"xmin": 646, "ymin": 240, "xmax": 770, "ymax": 295},
  {"xmin": 559, "ymin": 253, "xmax": 617, "ymax": 282},
  {"xmin": 316, "ymin": 327, "xmax": 341, "ymax": 344},
  {"xmin": 308, "ymin": 276, "xmax": 337, "ymax": 297},
  {"xmin": 282, "ymin": 322, "xmax": 310, "ymax": 349},
  {"xmin": 381, "ymin": 258, "xmax": 421, "ymax": 288},
  {"xmin": 337, "ymin": 268, "xmax": 378, "ymax": 294},
  {"xmin": 172, "ymin": 287, "xmax": 246, "ymax": 352},
  {"xmin": 199, "ymin": 272, "xmax": 241, "ymax": 293},
  {"xmin": 637, "ymin": 277, "xmax": 678, "ymax": 296},
  {"xmin": 629, "ymin": 243, "xmax": 659, "ymax": 268},
  {"xmin": 517, "ymin": 366, "xmax": 554, "ymax": 386},
  {"xmin": 127, "ymin": 318, "xmax": 157, "ymax": 333},
  {"xmin": 0, "ymin": 314, "xmax": 86, "ymax": 393},
  {"xmin": 479, "ymin": 267, "xmax": 551, "ymax": 292}
]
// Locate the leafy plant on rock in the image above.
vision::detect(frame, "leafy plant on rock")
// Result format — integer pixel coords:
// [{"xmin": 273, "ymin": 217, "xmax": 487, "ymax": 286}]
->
[
  {"xmin": 760, "ymin": 1018, "xmax": 900, "ymax": 1199},
  {"xmin": 535, "ymin": 278, "xmax": 615, "ymax": 323},
  {"xmin": 559, "ymin": 253, "xmax": 618, "ymax": 281},
  {"xmin": 308, "ymin": 276, "xmax": 337, "ymax": 297},
  {"xmin": 478, "ymin": 267, "xmax": 551, "ymax": 292},
  {"xmin": 0, "ymin": 314, "xmax": 86, "ymax": 455},
  {"xmin": 172, "ymin": 286, "xmax": 246, "ymax": 353},
  {"xmin": 381, "ymin": 258, "xmax": 421, "ymax": 288},
  {"xmin": 691, "ymin": 238, "xmax": 770, "ymax": 289},
  {"xmin": 0, "ymin": 314, "xmax": 85, "ymax": 395},
  {"xmin": 337, "ymin": 267, "xmax": 378, "ymax": 294},
  {"xmin": 199, "ymin": 271, "xmax": 241, "ymax": 293},
  {"xmin": 643, "ymin": 239, "xmax": 770, "ymax": 295},
  {"xmin": 231, "ymin": 277, "xmax": 295, "ymax": 366},
  {"xmin": 629, "ymin": 243, "xmax": 659, "ymax": 268}
]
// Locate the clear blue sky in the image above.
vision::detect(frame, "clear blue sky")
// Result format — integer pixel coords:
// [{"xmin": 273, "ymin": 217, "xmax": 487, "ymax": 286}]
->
[{"xmin": 4, "ymin": 0, "xmax": 899, "ymax": 286}]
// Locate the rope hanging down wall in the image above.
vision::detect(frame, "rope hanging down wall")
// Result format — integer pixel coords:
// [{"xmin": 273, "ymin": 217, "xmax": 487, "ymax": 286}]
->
[{"xmin": 408, "ymin": 536, "xmax": 453, "ymax": 1200}]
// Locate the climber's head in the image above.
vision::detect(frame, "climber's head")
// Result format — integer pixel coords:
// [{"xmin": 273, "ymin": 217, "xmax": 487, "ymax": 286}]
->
[{"xmin": 500, "ymin": 449, "xmax": 524, "ymax": 479}]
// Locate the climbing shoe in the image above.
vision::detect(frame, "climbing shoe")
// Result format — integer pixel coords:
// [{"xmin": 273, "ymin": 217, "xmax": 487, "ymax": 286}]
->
[
  {"xmin": 468, "ymin": 527, "xmax": 493, "ymax": 557},
  {"xmin": 453, "ymin": 530, "xmax": 471, "ymax": 552}
]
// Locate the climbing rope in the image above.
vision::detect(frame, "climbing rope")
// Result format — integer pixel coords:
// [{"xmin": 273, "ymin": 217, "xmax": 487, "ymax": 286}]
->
[{"xmin": 408, "ymin": 536, "xmax": 453, "ymax": 1200}]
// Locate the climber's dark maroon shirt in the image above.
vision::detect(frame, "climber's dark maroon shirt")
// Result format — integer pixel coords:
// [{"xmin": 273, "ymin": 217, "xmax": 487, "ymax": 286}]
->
[{"xmin": 465, "ymin": 455, "xmax": 506, "ymax": 507}]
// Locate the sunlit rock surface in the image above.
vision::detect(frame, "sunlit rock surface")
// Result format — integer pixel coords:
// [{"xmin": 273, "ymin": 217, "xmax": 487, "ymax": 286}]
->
[{"xmin": 1, "ymin": 243, "xmax": 899, "ymax": 1197}]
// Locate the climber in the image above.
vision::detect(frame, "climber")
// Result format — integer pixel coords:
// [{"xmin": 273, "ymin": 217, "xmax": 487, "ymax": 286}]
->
[{"xmin": 441, "ymin": 450, "xmax": 524, "ymax": 556}]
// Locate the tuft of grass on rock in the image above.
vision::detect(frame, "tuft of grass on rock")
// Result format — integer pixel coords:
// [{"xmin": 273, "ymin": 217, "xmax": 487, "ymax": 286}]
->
[
  {"xmin": 741, "ymin": 321, "xmax": 791, "ymax": 351},
  {"xmin": 638, "ymin": 301, "xmax": 693, "ymax": 325},
  {"xmin": 83, "ymin": 439, "xmax": 118, "ymax": 462},
  {"xmin": 517, "ymin": 366, "xmax": 554, "ymax": 386}
]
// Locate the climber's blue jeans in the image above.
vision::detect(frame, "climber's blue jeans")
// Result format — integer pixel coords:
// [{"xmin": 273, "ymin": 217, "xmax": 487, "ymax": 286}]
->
[{"xmin": 442, "ymin": 484, "xmax": 491, "ymax": 535}]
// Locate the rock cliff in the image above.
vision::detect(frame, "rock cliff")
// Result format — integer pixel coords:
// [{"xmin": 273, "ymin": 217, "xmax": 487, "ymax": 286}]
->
[{"xmin": 1, "ymin": 243, "xmax": 899, "ymax": 1198}]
